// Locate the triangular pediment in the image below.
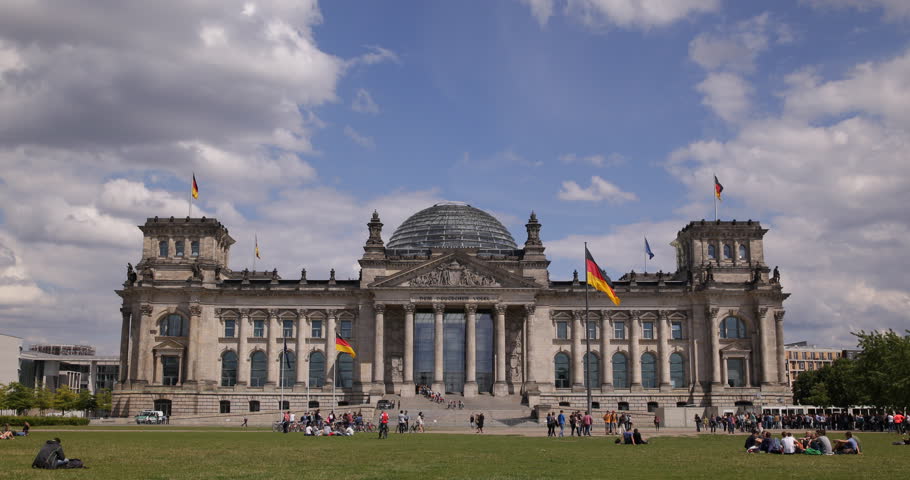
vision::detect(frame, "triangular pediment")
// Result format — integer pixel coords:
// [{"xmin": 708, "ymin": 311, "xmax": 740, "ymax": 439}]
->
[
  {"xmin": 719, "ymin": 341, "xmax": 750, "ymax": 353},
  {"xmin": 153, "ymin": 338, "xmax": 187, "ymax": 351},
  {"xmin": 370, "ymin": 252, "xmax": 541, "ymax": 289}
]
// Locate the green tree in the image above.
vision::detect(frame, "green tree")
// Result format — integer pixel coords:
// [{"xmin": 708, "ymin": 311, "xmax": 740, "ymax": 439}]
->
[
  {"xmin": 76, "ymin": 388, "xmax": 96, "ymax": 415},
  {"xmin": 3, "ymin": 382, "xmax": 35, "ymax": 415},
  {"xmin": 33, "ymin": 387, "xmax": 54, "ymax": 415},
  {"xmin": 53, "ymin": 385, "xmax": 79, "ymax": 414},
  {"xmin": 792, "ymin": 369, "xmax": 820, "ymax": 405},
  {"xmin": 95, "ymin": 389, "xmax": 113, "ymax": 413},
  {"xmin": 0, "ymin": 383, "xmax": 8, "ymax": 411},
  {"xmin": 853, "ymin": 329, "xmax": 910, "ymax": 410}
]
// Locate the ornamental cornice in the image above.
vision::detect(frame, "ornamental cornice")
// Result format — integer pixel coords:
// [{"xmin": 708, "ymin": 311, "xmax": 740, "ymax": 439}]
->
[{"xmin": 464, "ymin": 304, "xmax": 478, "ymax": 315}]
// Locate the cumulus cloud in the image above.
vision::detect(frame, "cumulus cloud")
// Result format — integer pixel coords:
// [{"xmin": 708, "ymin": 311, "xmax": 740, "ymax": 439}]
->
[
  {"xmin": 558, "ymin": 176, "xmax": 638, "ymax": 203},
  {"xmin": 803, "ymin": 0, "xmax": 910, "ymax": 21},
  {"xmin": 695, "ymin": 72, "xmax": 753, "ymax": 123},
  {"xmin": 520, "ymin": 0, "xmax": 719, "ymax": 30},
  {"xmin": 343, "ymin": 125, "xmax": 376, "ymax": 149},
  {"xmin": 521, "ymin": 0, "xmax": 557, "ymax": 26},
  {"xmin": 352, "ymin": 88, "xmax": 380, "ymax": 114},
  {"xmin": 559, "ymin": 152, "xmax": 626, "ymax": 167}
]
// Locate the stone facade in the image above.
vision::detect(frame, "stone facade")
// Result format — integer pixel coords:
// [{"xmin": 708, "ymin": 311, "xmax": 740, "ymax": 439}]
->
[{"xmin": 113, "ymin": 210, "xmax": 790, "ymax": 417}]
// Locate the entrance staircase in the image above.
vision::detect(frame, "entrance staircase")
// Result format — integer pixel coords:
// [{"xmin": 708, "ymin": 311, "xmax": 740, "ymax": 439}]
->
[{"xmin": 379, "ymin": 394, "xmax": 537, "ymax": 429}]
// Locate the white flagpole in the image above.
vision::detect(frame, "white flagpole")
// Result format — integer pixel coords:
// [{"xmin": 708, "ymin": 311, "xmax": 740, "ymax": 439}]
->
[{"xmin": 713, "ymin": 173, "xmax": 718, "ymax": 221}]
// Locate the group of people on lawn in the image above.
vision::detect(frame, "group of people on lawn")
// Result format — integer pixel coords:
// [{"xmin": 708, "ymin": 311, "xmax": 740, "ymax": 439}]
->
[{"xmin": 744, "ymin": 429, "xmax": 861, "ymax": 454}]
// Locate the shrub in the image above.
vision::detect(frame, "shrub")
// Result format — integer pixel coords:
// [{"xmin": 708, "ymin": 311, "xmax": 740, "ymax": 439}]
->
[{"xmin": 0, "ymin": 415, "xmax": 90, "ymax": 427}]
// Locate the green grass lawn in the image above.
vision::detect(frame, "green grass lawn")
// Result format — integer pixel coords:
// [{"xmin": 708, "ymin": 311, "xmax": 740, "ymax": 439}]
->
[{"xmin": 0, "ymin": 429, "xmax": 905, "ymax": 479}]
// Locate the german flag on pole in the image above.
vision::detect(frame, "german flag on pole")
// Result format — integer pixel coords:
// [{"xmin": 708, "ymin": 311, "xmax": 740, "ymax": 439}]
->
[
  {"xmin": 585, "ymin": 247, "xmax": 621, "ymax": 306},
  {"xmin": 192, "ymin": 173, "xmax": 199, "ymax": 199},
  {"xmin": 336, "ymin": 335, "xmax": 356, "ymax": 358},
  {"xmin": 714, "ymin": 175, "xmax": 723, "ymax": 201}
]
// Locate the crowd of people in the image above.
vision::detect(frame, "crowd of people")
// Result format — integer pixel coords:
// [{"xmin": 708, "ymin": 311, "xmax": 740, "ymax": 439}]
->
[
  {"xmin": 694, "ymin": 411, "xmax": 906, "ymax": 435},
  {"xmin": 275, "ymin": 409, "xmax": 375, "ymax": 436},
  {"xmin": 468, "ymin": 412, "xmax": 485, "ymax": 433},
  {"xmin": 744, "ymin": 429, "xmax": 862, "ymax": 455},
  {"xmin": 418, "ymin": 385, "xmax": 448, "ymax": 405},
  {"xmin": 543, "ymin": 410, "xmax": 596, "ymax": 437}
]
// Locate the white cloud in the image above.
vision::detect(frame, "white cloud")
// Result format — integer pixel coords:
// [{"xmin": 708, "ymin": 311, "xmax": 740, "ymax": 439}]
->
[
  {"xmin": 520, "ymin": 0, "xmax": 719, "ymax": 30},
  {"xmin": 521, "ymin": 0, "xmax": 556, "ymax": 26},
  {"xmin": 803, "ymin": 0, "xmax": 910, "ymax": 21},
  {"xmin": 352, "ymin": 88, "xmax": 380, "ymax": 114},
  {"xmin": 695, "ymin": 72, "xmax": 753, "ymax": 123},
  {"xmin": 347, "ymin": 45, "xmax": 400, "ymax": 68},
  {"xmin": 559, "ymin": 152, "xmax": 625, "ymax": 167},
  {"xmin": 557, "ymin": 176, "xmax": 638, "ymax": 203},
  {"xmin": 688, "ymin": 13, "xmax": 791, "ymax": 73},
  {"xmin": 343, "ymin": 125, "xmax": 376, "ymax": 150}
]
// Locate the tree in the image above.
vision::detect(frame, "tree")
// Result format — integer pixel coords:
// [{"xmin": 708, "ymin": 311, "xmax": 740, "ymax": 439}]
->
[
  {"xmin": 853, "ymin": 329, "xmax": 910, "ymax": 410},
  {"xmin": 76, "ymin": 388, "xmax": 96, "ymax": 415},
  {"xmin": 53, "ymin": 385, "xmax": 79, "ymax": 414},
  {"xmin": 0, "ymin": 383, "xmax": 8, "ymax": 411},
  {"xmin": 3, "ymin": 382, "xmax": 35, "ymax": 415},
  {"xmin": 792, "ymin": 369, "xmax": 820, "ymax": 405},
  {"xmin": 95, "ymin": 389, "xmax": 113, "ymax": 414},
  {"xmin": 33, "ymin": 387, "xmax": 54, "ymax": 415}
]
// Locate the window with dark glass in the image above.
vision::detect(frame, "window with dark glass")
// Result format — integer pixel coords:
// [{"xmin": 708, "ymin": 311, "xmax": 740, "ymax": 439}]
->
[
  {"xmin": 723, "ymin": 244, "xmax": 732, "ymax": 259},
  {"xmin": 221, "ymin": 351, "xmax": 238, "ymax": 387},
  {"xmin": 641, "ymin": 353, "xmax": 657, "ymax": 388},
  {"xmin": 727, "ymin": 358, "xmax": 745, "ymax": 387},
  {"xmin": 586, "ymin": 321, "xmax": 597, "ymax": 340},
  {"xmin": 554, "ymin": 353, "xmax": 570, "ymax": 388},
  {"xmin": 340, "ymin": 320, "xmax": 352, "ymax": 339},
  {"xmin": 738, "ymin": 244, "xmax": 747, "ymax": 260},
  {"xmin": 159, "ymin": 240, "xmax": 168, "ymax": 257},
  {"xmin": 249, "ymin": 351, "xmax": 267, "ymax": 387},
  {"xmin": 707, "ymin": 244, "xmax": 716, "ymax": 260},
  {"xmin": 280, "ymin": 351, "xmax": 295, "ymax": 388},
  {"xmin": 249, "ymin": 401, "xmax": 260, "ymax": 412},
  {"xmin": 612, "ymin": 353, "xmax": 628, "ymax": 388},
  {"xmin": 191, "ymin": 240, "xmax": 200, "ymax": 257},
  {"xmin": 670, "ymin": 353, "xmax": 685, "ymax": 388},
  {"xmin": 584, "ymin": 353, "xmax": 599, "ymax": 388},
  {"xmin": 224, "ymin": 319, "xmax": 236, "ymax": 338},
  {"xmin": 159, "ymin": 314, "xmax": 186, "ymax": 337},
  {"xmin": 337, "ymin": 353, "xmax": 353, "ymax": 388},
  {"xmin": 414, "ymin": 312, "xmax": 435, "ymax": 387},
  {"xmin": 614, "ymin": 321, "xmax": 625, "ymax": 339},
  {"xmin": 253, "ymin": 320, "xmax": 264, "ymax": 338},
  {"xmin": 162, "ymin": 356, "xmax": 179, "ymax": 385},
  {"xmin": 671, "ymin": 322, "xmax": 683, "ymax": 340},
  {"xmin": 311, "ymin": 320, "xmax": 323, "ymax": 338},
  {"xmin": 720, "ymin": 317, "xmax": 747, "ymax": 339},
  {"xmin": 618, "ymin": 402, "xmax": 629, "ymax": 411},
  {"xmin": 282, "ymin": 320, "xmax": 293, "ymax": 338},
  {"xmin": 642, "ymin": 321, "xmax": 654, "ymax": 339},
  {"xmin": 175, "ymin": 240, "xmax": 185, "ymax": 257},
  {"xmin": 556, "ymin": 321, "xmax": 568, "ymax": 340},
  {"xmin": 219, "ymin": 400, "xmax": 230, "ymax": 413},
  {"xmin": 309, "ymin": 351, "xmax": 325, "ymax": 388}
]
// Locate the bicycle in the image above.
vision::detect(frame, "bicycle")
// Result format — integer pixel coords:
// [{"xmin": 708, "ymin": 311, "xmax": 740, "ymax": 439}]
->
[
  {"xmin": 272, "ymin": 421, "xmax": 284, "ymax": 432},
  {"xmin": 378, "ymin": 423, "xmax": 389, "ymax": 439}
]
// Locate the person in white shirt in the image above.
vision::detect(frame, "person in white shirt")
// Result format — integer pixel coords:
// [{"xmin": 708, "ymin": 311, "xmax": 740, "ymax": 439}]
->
[
  {"xmin": 344, "ymin": 426, "xmax": 354, "ymax": 436},
  {"xmin": 781, "ymin": 432, "xmax": 797, "ymax": 454},
  {"xmin": 323, "ymin": 424, "xmax": 333, "ymax": 436},
  {"xmin": 305, "ymin": 425, "xmax": 314, "ymax": 436}
]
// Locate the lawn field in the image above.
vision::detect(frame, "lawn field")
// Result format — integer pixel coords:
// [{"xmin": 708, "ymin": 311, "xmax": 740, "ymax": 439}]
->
[{"xmin": 0, "ymin": 429, "xmax": 905, "ymax": 479}]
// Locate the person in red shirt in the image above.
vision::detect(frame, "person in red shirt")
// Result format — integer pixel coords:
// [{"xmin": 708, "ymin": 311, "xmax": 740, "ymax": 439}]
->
[
  {"xmin": 895, "ymin": 413, "xmax": 905, "ymax": 435},
  {"xmin": 378, "ymin": 410, "xmax": 389, "ymax": 439}
]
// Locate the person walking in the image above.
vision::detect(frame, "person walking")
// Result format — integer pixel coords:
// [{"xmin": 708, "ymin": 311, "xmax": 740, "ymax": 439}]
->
[
  {"xmin": 583, "ymin": 411, "xmax": 593, "ymax": 436},
  {"xmin": 653, "ymin": 415, "xmax": 661, "ymax": 432},
  {"xmin": 557, "ymin": 410, "xmax": 566, "ymax": 437},
  {"xmin": 603, "ymin": 411, "xmax": 610, "ymax": 435},
  {"xmin": 695, "ymin": 414, "xmax": 701, "ymax": 432},
  {"xmin": 378, "ymin": 410, "xmax": 389, "ymax": 439},
  {"xmin": 476, "ymin": 412, "xmax": 485, "ymax": 434}
]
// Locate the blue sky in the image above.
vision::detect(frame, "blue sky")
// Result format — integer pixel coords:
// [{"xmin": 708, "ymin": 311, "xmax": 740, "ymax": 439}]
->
[{"xmin": 0, "ymin": 0, "xmax": 908, "ymax": 352}]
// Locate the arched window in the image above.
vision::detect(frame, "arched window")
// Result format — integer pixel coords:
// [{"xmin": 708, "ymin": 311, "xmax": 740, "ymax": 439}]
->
[
  {"xmin": 554, "ymin": 353, "xmax": 570, "ymax": 389},
  {"xmin": 221, "ymin": 351, "xmax": 238, "ymax": 387},
  {"xmin": 191, "ymin": 240, "xmax": 200, "ymax": 257},
  {"xmin": 175, "ymin": 240, "xmax": 185, "ymax": 257},
  {"xmin": 159, "ymin": 240, "xmax": 168, "ymax": 257},
  {"xmin": 641, "ymin": 352, "xmax": 657, "ymax": 389},
  {"xmin": 583, "ymin": 352, "xmax": 599, "ymax": 388},
  {"xmin": 720, "ymin": 316, "xmax": 747, "ymax": 339},
  {"xmin": 612, "ymin": 352, "xmax": 628, "ymax": 388},
  {"xmin": 707, "ymin": 244, "xmax": 716, "ymax": 260},
  {"xmin": 249, "ymin": 351, "xmax": 267, "ymax": 387},
  {"xmin": 309, "ymin": 351, "xmax": 325, "ymax": 388},
  {"xmin": 337, "ymin": 353, "xmax": 353, "ymax": 388},
  {"xmin": 738, "ymin": 244, "xmax": 747, "ymax": 260},
  {"xmin": 723, "ymin": 244, "xmax": 732, "ymax": 259},
  {"xmin": 279, "ymin": 351, "xmax": 296, "ymax": 388},
  {"xmin": 670, "ymin": 353, "xmax": 685, "ymax": 388},
  {"xmin": 159, "ymin": 314, "xmax": 186, "ymax": 337}
]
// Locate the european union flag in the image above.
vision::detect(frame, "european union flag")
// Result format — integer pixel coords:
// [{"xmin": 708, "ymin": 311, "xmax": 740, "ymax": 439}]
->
[{"xmin": 645, "ymin": 237, "xmax": 655, "ymax": 260}]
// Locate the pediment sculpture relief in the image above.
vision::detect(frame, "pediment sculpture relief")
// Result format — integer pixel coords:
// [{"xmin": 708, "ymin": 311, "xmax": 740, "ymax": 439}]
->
[{"xmin": 409, "ymin": 260, "xmax": 500, "ymax": 287}]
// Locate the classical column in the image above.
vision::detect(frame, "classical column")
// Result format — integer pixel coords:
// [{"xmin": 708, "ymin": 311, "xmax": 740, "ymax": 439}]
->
[
  {"xmin": 523, "ymin": 305, "xmax": 537, "ymax": 387},
  {"xmin": 493, "ymin": 304, "xmax": 508, "ymax": 396},
  {"xmin": 295, "ymin": 310, "xmax": 307, "ymax": 387},
  {"xmin": 185, "ymin": 304, "xmax": 202, "ymax": 384},
  {"xmin": 756, "ymin": 307, "xmax": 771, "ymax": 385},
  {"xmin": 463, "ymin": 304, "xmax": 478, "ymax": 397},
  {"xmin": 402, "ymin": 303, "xmax": 415, "ymax": 397},
  {"xmin": 600, "ymin": 311, "xmax": 612, "ymax": 390},
  {"xmin": 774, "ymin": 311, "xmax": 786, "ymax": 385},
  {"xmin": 89, "ymin": 360, "xmax": 98, "ymax": 393},
  {"xmin": 137, "ymin": 304, "xmax": 154, "ymax": 384},
  {"xmin": 266, "ymin": 309, "xmax": 279, "ymax": 387},
  {"xmin": 237, "ymin": 309, "xmax": 250, "ymax": 386},
  {"xmin": 658, "ymin": 311, "xmax": 671, "ymax": 391},
  {"xmin": 709, "ymin": 307, "xmax": 722, "ymax": 388},
  {"xmin": 373, "ymin": 303, "xmax": 386, "ymax": 390},
  {"xmin": 154, "ymin": 352, "xmax": 162, "ymax": 385},
  {"xmin": 118, "ymin": 308, "xmax": 131, "ymax": 384},
  {"xmin": 571, "ymin": 310, "xmax": 584, "ymax": 390},
  {"xmin": 432, "ymin": 304, "xmax": 445, "ymax": 393},
  {"xmin": 324, "ymin": 309, "xmax": 337, "ymax": 389},
  {"xmin": 629, "ymin": 311, "xmax": 641, "ymax": 390}
]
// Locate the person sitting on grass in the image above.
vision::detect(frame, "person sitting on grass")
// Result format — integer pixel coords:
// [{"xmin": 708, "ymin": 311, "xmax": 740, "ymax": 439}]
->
[
  {"xmin": 892, "ymin": 436, "xmax": 910, "ymax": 445},
  {"xmin": 622, "ymin": 429, "xmax": 634, "ymax": 444},
  {"xmin": 834, "ymin": 431, "xmax": 861, "ymax": 454},
  {"xmin": 813, "ymin": 429, "xmax": 833, "ymax": 455},
  {"xmin": 744, "ymin": 431, "xmax": 760, "ymax": 451},
  {"xmin": 632, "ymin": 428, "xmax": 648, "ymax": 445}
]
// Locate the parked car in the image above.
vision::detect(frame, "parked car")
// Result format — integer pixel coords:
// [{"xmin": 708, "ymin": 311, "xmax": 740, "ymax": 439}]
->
[
  {"xmin": 376, "ymin": 400, "xmax": 395, "ymax": 410},
  {"xmin": 135, "ymin": 410, "xmax": 167, "ymax": 424}
]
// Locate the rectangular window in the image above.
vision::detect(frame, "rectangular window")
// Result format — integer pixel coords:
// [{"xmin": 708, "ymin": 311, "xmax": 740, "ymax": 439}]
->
[
  {"xmin": 162, "ymin": 356, "xmax": 179, "ymax": 386},
  {"xmin": 556, "ymin": 321, "xmax": 568, "ymax": 340},
  {"xmin": 642, "ymin": 322, "xmax": 654, "ymax": 340},
  {"xmin": 726, "ymin": 358, "xmax": 745, "ymax": 387},
  {"xmin": 802, "ymin": 352, "xmax": 807, "ymax": 360},
  {"xmin": 219, "ymin": 401, "xmax": 230, "ymax": 414},
  {"xmin": 248, "ymin": 401, "xmax": 260, "ymax": 412},
  {"xmin": 671, "ymin": 322, "xmax": 683, "ymax": 340},
  {"xmin": 175, "ymin": 240, "xmax": 184, "ymax": 257},
  {"xmin": 224, "ymin": 319, "xmax": 236, "ymax": 338},
  {"xmin": 340, "ymin": 320, "xmax": 352, "ymax": 339},
  {"xmin": 159, "ymin": 240, "xmax": 168, "ymax": 257},
  {"xmin": 614, "ymin": 321, "xmax": 625, "ymax": 339},
  {"xmin": 253, "ymin": 320, "xmax": 264, "ymax": 338},
  {"xmin": 586, "ymin": 321, "xmax": 597, "ymax": 340},
  {"xmin": 282, "ymin": 320, "xmax": 293, "ymax": 338},
  {"xmin": 191, "ymin": 240, "xmax": 200, "ymax": 257},
  {"xmin": 798, "ymin": 362, "xmax": 805, "ymax": 369},
  {"xmin": 311, "ymin": 320, "xmax": 323, "ymax": 338}
]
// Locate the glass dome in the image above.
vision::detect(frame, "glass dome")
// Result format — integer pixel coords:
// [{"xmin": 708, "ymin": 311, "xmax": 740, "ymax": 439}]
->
[{"xmin": 387, "ymin": 202, "xmax": 517, "ymax": 252}]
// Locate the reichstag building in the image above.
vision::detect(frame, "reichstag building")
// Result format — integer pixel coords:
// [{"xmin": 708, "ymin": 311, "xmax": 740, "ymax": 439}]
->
[{"xmin": 113, "ymin": 202, "xmax": 790, "ymax": 417}]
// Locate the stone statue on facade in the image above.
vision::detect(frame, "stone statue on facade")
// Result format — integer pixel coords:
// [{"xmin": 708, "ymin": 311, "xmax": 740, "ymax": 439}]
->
[
  {"xmin": 329, "ymin": 268, "xmax": 336, "ymax": 282},
  {"xmin": 141, "ymin": 264, "xmax": 154, "ymax": 281},
  {"xmin": 191, "ymin": 262, "xmax": 203, "ymax": 280},
  {"xmin": 410, "ymin": 260, "xmax": 499, "ymax": 287},
  {"xmin": 242, "ymin": 268, "xmax": 249, "ymax": 281},
  {"xmin": 126, "ymin": 263, "xmax": 137, "ymax": 284},
  {"xmin": 705, "ymin": 264, "xmax": 714, "ymax": 283},
  {"xmin": 271, "ymin": 268, "xmax": 279, "ymax": 281},
  {"xmin": 300, "ymin": 268, "xmax": 307, "ymax": 282},
  {"xmin": 771, "ymin": 266, "xmax": 780, "ymax": 284}
]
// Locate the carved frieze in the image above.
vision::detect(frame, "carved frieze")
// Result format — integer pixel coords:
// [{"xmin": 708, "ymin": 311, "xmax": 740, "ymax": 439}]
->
[
  {"xmin": 139, "ymin": 304, "xmax": 153, "ymax": 316},
  {"xmin": 189, "ymin": 305, "xmax": 203, "ymax": 317},
  {"xmin": 409, "ymin": 260, "xmax": 500, "ymax": 287}
]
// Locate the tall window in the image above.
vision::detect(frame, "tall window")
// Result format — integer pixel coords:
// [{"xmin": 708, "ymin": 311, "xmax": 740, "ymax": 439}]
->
[
  {"xmin": 556, "ymin": 321, "xmax": 568, "ymax": 340},
  {"xmin": 642, "ymin": 321, "xmax": 654, "ymax": 339},
  {"xmin": 586, "ymin": 321, "xmax": 597, "ymax": 340},
  {"xmin": 613, "ymin": 321, "xmax": 625, "ymax": 339},
  {"xmin": 249, "ymin": 401, "xmax": 260, "ymax": 412},
  {"xmin": 311, "ymin": 320, "xmax": 323, "ymax": 338},
  {"xmin": 162, "ymin": 356, "xmax": 179, "ymax": 385},
  {"xmin": 282, "ymin": 320, "xmax": 294, "ymax": 338},
  {"xmin": 175, "ymin": 240, "xmax": 185, "ymax": 257},
  {"xmin": 309, "ymin": 351, "xmax": 325, "ymax": 388},
  {"xmin": 221, "ymin": 351, "xmax": 238, "ymax": 387},
  {"xmin": 253, "ymin": 320, "xmax": 265, "ymax": 338},
  {"xmin": 337, "ymin": 353, "xmax": 353, "ymax": 388},
  {"xmin": 249, "ymin": 351, "xmax": 267, "ymax": 387},
  {"xmin": 720, "ymin": 317, "xmax": 747, "ymax": 339},
  {"xmin": 159, "ymin": 240, "xmax": 168, "ymax": 257},
  {"xmin": 670, "ymin": 353, "xmax": 685, "ymax": 388},
  {"xmin": 554, "ymin": 353, "xmax": 570, "ymax": 389},
  {"xmin": 279, "ymin": 351, "xmax": 295, "ymax": 388},
  {"xmin": 707, "ymin": 244, "xmax": 716, "ymax": 260},
  {"xmin": 340, "ymin": 320, "xmax": 353, "ymax": 339},
  {"xmin": 191, "ymin": 240, "xmax": 200, "ymax": 257},
  {"xmin": 584, "ymin": 352, "xmax": 599, "ymax": 388},
  {"xmin": 224, "ymin": 319, "xmax": 236, "ymax": 338},
  {"xmin": 671, "ymin": 322, "xmax": 683, "ymax": 340},
  {"xmin": 612, "ymin": 353, "xmax": 629, "ymax": 388},
  {"xmin": 219, "ymin": 400, "xmax": 230, "ymax": 413},
  {"xmin": 727, "ymin": 357, "xmax": 745, "ymax": 387},
  {"xmin": 738, "ymin": 244, "xmax": 747, "ymax": 260},
  {"xmin": 723, "ymin": 244, "xmax": 732, "ymax": 259},
  {"xmin": 641, "ymin": 352, "xmax": 657, "ymax": 389},
  {"xmin": 159, "ymin": 314, "xmax": 186, "ymax": 337}
]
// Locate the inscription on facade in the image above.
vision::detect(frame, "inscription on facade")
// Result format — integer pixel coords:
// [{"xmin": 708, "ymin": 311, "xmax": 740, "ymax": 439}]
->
[{"xmin": 412, "ymin": 295, "xmax": 500, "ymax": 303}]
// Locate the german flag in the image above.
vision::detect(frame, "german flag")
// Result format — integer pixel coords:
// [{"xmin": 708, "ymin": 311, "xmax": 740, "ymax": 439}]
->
[
  {"xmin": 336, "ymin": 336, "xmax": 356, "ymax": 358},
  {"xmin": 192, "ymin": 173, "xmax": 199, "ymax": 199},
  {"xmin": 714, "ymin": 175, "xmax": 723, "ymax": 201},
  {"xmin": 585, "ymin": 247, "xmax": 620, "ymax": 305}
]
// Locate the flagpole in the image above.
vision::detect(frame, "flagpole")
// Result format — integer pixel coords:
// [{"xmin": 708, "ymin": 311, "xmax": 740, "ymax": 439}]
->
[
  {"xmin": 253, "ymin": 235, "xmax": 257, "ymax": 272},
  {"xmin": 644, "ymin": 239, "xmax": 647, "ymax": 274},
  {"xmin": 584, "ymin": 242, "xmax": 593, "ymax": 420},
  {"xmin": 188, "ymin": 178, "xmax": 192, "ymax": 218},
  {"xmin": 713, "ymin": 173, "xmax": 718, "ymax": 221},
  {"xmin": 333, "ymin": 335, "xmax": 337, "ymax": 410}
]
